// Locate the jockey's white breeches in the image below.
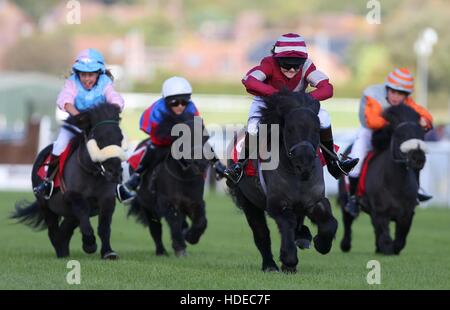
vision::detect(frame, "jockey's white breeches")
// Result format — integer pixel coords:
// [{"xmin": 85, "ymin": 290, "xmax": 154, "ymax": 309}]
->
[
  {"xmin": 52, "ymin": 124, "xmax": 81, "ymax": 156},
  {"xmin": 247, "ymin": 96, "xmax": 332, "ymax": 136},
  {"xmin": 348, "ymin": 126, "xmax": 373, "ymax": 178}
]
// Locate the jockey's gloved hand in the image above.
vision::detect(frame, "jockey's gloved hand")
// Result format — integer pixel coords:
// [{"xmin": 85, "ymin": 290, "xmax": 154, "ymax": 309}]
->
[{"xmin": 212, "ymin": 160, "xmax": 226, "ymax": 180}]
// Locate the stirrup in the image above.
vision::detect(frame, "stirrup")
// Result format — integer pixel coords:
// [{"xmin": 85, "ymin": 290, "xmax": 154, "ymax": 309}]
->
[
  {"xmin": 33, "ymin": 180, "xmax": 54, "ymax": 200},
  {"xmin": 224, "ymin": 164, "xmax": 244, "ymax": 184},
  {"xmin": 116, "ymin": 184, "xmax": 136, "ymax": 204}
]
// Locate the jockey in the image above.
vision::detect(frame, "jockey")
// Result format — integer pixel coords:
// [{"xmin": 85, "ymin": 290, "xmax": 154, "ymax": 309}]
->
[
  {"xmin": 116, "ymin": 76, "xmax": 226, "ymax": 203},
  {"xmin": 345, "ymin": 68, "xmax": 433, "ymax": 217},
  {"xmin": 33, "ymin": 48, "xmax": 124, "ymax": 199},
  {"xmin": 223, "ymin": 33, "xmax": 359, "ymax": 184}
]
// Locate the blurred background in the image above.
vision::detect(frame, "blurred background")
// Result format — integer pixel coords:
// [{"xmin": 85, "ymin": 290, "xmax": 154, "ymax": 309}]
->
[{"xmin": 1, "ymin": 0, "xmax": 449, "ymax": 205}]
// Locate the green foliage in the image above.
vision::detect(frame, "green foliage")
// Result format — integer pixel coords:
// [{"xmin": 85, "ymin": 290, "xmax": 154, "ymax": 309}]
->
[
  {"xmin": 3, "ymin": 34, "xmax": 73, "ymax": 75},
  {"xmin": 12, "ymin": 0, "xmax": 59, "ymax": 22},
  {"xmin": 348, "ymin": 43, "xmax": 394, "ymax": 89}
]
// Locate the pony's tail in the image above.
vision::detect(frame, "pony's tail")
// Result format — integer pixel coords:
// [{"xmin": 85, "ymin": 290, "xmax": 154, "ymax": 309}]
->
[
  {"xmin": 127, "ymin": 198, "xmax": 150, "ymax": 226},
  {"xmin": 11, "ymin": 200, "xmax": 47, "ymax": 231}
]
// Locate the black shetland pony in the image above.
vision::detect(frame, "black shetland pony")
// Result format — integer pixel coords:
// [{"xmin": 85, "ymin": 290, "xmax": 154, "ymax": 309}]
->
[
  {"xmin": 127, "ymin": 113, "xmax": 211, "ymax": 257},
  {"xmin": 12, "ymin": 104, "xmax": 126, "ymax": 259},
  {"xmin": 228, "ymin": 90, "xmax": 338, "ymax": 273},
  {"xmin": 338, "ymin": 104, "xmax": 427, "ymax": 255}
]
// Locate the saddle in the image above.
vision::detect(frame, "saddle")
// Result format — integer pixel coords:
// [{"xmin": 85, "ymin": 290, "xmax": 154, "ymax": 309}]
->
[{"xmin": 36, "ymin": 142, "xmax": 75, "ymax": 192}]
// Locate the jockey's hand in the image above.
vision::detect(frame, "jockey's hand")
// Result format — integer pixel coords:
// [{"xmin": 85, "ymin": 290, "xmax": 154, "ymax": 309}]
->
[
  {"xmin": 420, "ymin": 117, "xmax": 432, "ymax": 131},
  {"xmin": 213, "ymin": 161, "xmax": 226, "ymax": 180}
]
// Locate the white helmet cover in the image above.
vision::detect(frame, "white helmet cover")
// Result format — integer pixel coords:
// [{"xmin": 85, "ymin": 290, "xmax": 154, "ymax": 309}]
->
[{"xmin": 162, "ymin": 76, "xmax": 192, "ymax": 98}]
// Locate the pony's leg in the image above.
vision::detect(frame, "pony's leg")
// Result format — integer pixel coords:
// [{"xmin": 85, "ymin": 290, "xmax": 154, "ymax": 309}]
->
[
  {"xmin": 184, "ymin": 201, "xmax": 207, "ymax": 245},
  {"xmin": 393, "ymin": 210, "xmax": 414, "ymax": 254},
  {"xmin": 57, "ymin": 217, "xmax": 78, "ymax": 257},
  {"xmin": 370, "ymin": 211, "xmax": 394, "ymax": 255},
  {"xmin": 295, "ymin": 214, "xmax": 312, "ymax": 250},
  {"xmin": 340, "ymin": 206, "xmax": 355, "ymax": 253},
  {"xmin": 145, "ymin": 208, "xmax": 168, "ymax": 256},
  {"xmin": 308, "ymin": 197, "xmax": 338, "ymax": 255},
  {"xmin": 42, "ymin": 206, "xmax": 63, "ymax": 258},
  {"xmin": 97, "ymin": 196, "xmax": 118, "ymax": 259},
  {"xmin": 270, "ymin": 206, "xmax": 298, "ymax": 273},
  {"xmin": 242, "ymin": 202, "xmax": 278, "ymax": 272},
  {"xmin": 66, "ymin": 192, "xmax": 97, "ymax": 254},
  {"xmin": 165, "ymin": 204, "xmax": 187, "ymax": 257}
]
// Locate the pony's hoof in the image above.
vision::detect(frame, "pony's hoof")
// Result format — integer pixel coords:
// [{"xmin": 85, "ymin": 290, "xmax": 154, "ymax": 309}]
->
[
  {"xmin": 56, "ymin": 253, "xmax": 70, "ymax": 258},
  {"xmin": 175, "ymin": 249, "xmax": 187, "ymax": 257},
  {"xmin": 262, "ymin": 266, "xmax": 279, "ymax": 273},
  {"xmin": 102, "ymin": 251, "xmax": 119, "ymax": 260},
  {"xmin": 281, "ymin": 264, "xmax": 297, "ymax": 274},
  {"xmin": 340, "ymin": 239, "xmax": 351, "ymax": 252},
  {"xmin": 185, "ymin": 232, "xmax": 200, "ymax": 245},
  {"xmin": 295, "ymin": 238, "xmax": 311, "ymax": 250},
  {"xmin": 82, "ymin": 243, "xmax": 97, "ymax": 254},
  {"xmin": 156, "ymin": 249, "xmax": 169, "ymax": 256},
  {"xmin": 313, "ymin": 236, "xmax": 332, "ymax": 255},
  {"xmin": 56, "ymin": 248, "xmax": 70, "ymax": 258}
]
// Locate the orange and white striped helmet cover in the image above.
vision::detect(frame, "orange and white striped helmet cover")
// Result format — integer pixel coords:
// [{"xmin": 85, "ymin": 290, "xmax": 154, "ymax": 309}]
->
[{"xmin": 385, "ymin": 68, "xmax": 414, "ymax": 94}]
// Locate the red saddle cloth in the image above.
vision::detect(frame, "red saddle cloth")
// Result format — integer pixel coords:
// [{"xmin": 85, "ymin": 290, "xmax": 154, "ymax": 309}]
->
[
  {"xmin": 356, "ymin": 151, "xmax": 375, "ymax": 197},
  {"xmin": 230, "ymin": 135, "xmax": 338, "ymax": 177},
  {"xmin": 37, "ymin": 143, "xmax": 73, "ymax": 189},
  {"xmin": 128, "ymin": 146, "xmax": 148, "ymax": 171},
  {"xmin": 230, "ymin": 135, "xmax": 257, "ymax": 176}
]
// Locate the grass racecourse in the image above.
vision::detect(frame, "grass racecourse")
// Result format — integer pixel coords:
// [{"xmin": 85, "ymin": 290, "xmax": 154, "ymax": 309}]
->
[{"xmin": 0, "ymin": 190, "xmax": 449, "ymax": 290}]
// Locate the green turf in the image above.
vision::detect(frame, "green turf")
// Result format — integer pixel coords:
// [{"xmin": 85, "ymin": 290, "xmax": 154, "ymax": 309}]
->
[{"xmin": 1, "ymin": 191, "xmax": 449, "ymax": 290}]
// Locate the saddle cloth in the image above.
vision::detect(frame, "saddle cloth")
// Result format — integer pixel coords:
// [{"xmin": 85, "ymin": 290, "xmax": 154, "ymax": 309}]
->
[
  {"xmin": 37, "ymin": 143, "xmax": 73, "ymax": 189},
  {"xmin": 356, "ymin": 151, "xmax": 376, "ymax": 197}
]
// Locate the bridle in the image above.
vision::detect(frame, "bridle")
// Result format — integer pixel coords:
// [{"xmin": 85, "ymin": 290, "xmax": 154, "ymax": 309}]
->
[
  {"xmin": 163, "ymin": 145, "xmax": 206, "ymax": 182},
  {"xmin": 282, "ymin": 107, "xmax": 318, "ymax": 161},
  {"xmin": 78, "ymin": 120, "xmax": 122, "ymax": 177},
  {"xmin": 390, "ymin": 121, "xmax": 421, "ymax": 165}
]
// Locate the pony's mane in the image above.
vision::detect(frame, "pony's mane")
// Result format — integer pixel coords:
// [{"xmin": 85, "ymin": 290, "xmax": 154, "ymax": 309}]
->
[
  {"xmin": 372, "ymin": 104, "xmax": 420, "ymax": 152},
  {"xmin": 65, "ymin": 104, "xmax": 121, "ymax": 132},
  {"xmin": 154, "ymin": 111, "xmax": 198, "ymax": 142},
  {"xmin": 382, "ymin": 104, "xmax": 420, "ymax": 128},
  {"xmin": 260, "ymin": 90, "xmax": 320, "ymax": 126}
]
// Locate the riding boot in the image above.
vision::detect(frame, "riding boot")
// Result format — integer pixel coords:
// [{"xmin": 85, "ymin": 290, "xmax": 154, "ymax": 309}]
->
[
  {"xmin": 116, "ymin": 143, "xmax": 163, "ymax": 204},
  {"xmin": 224, "ymin": 132, "xmax": 252, "ymax": 185},
  {"xmin": 320, "ymin": 126, "xmax": 359, "ymax": 179},
  {"xmin": 33, "ymin": 154, "xmax": 59, "ymax": 199},
  {"xmin": 344, "ymin": 176, "xmax": 360, "ymax": 218},
  {"xmin": 415, "ymin": 170, "xmax": 432, "ymax": 202}
]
